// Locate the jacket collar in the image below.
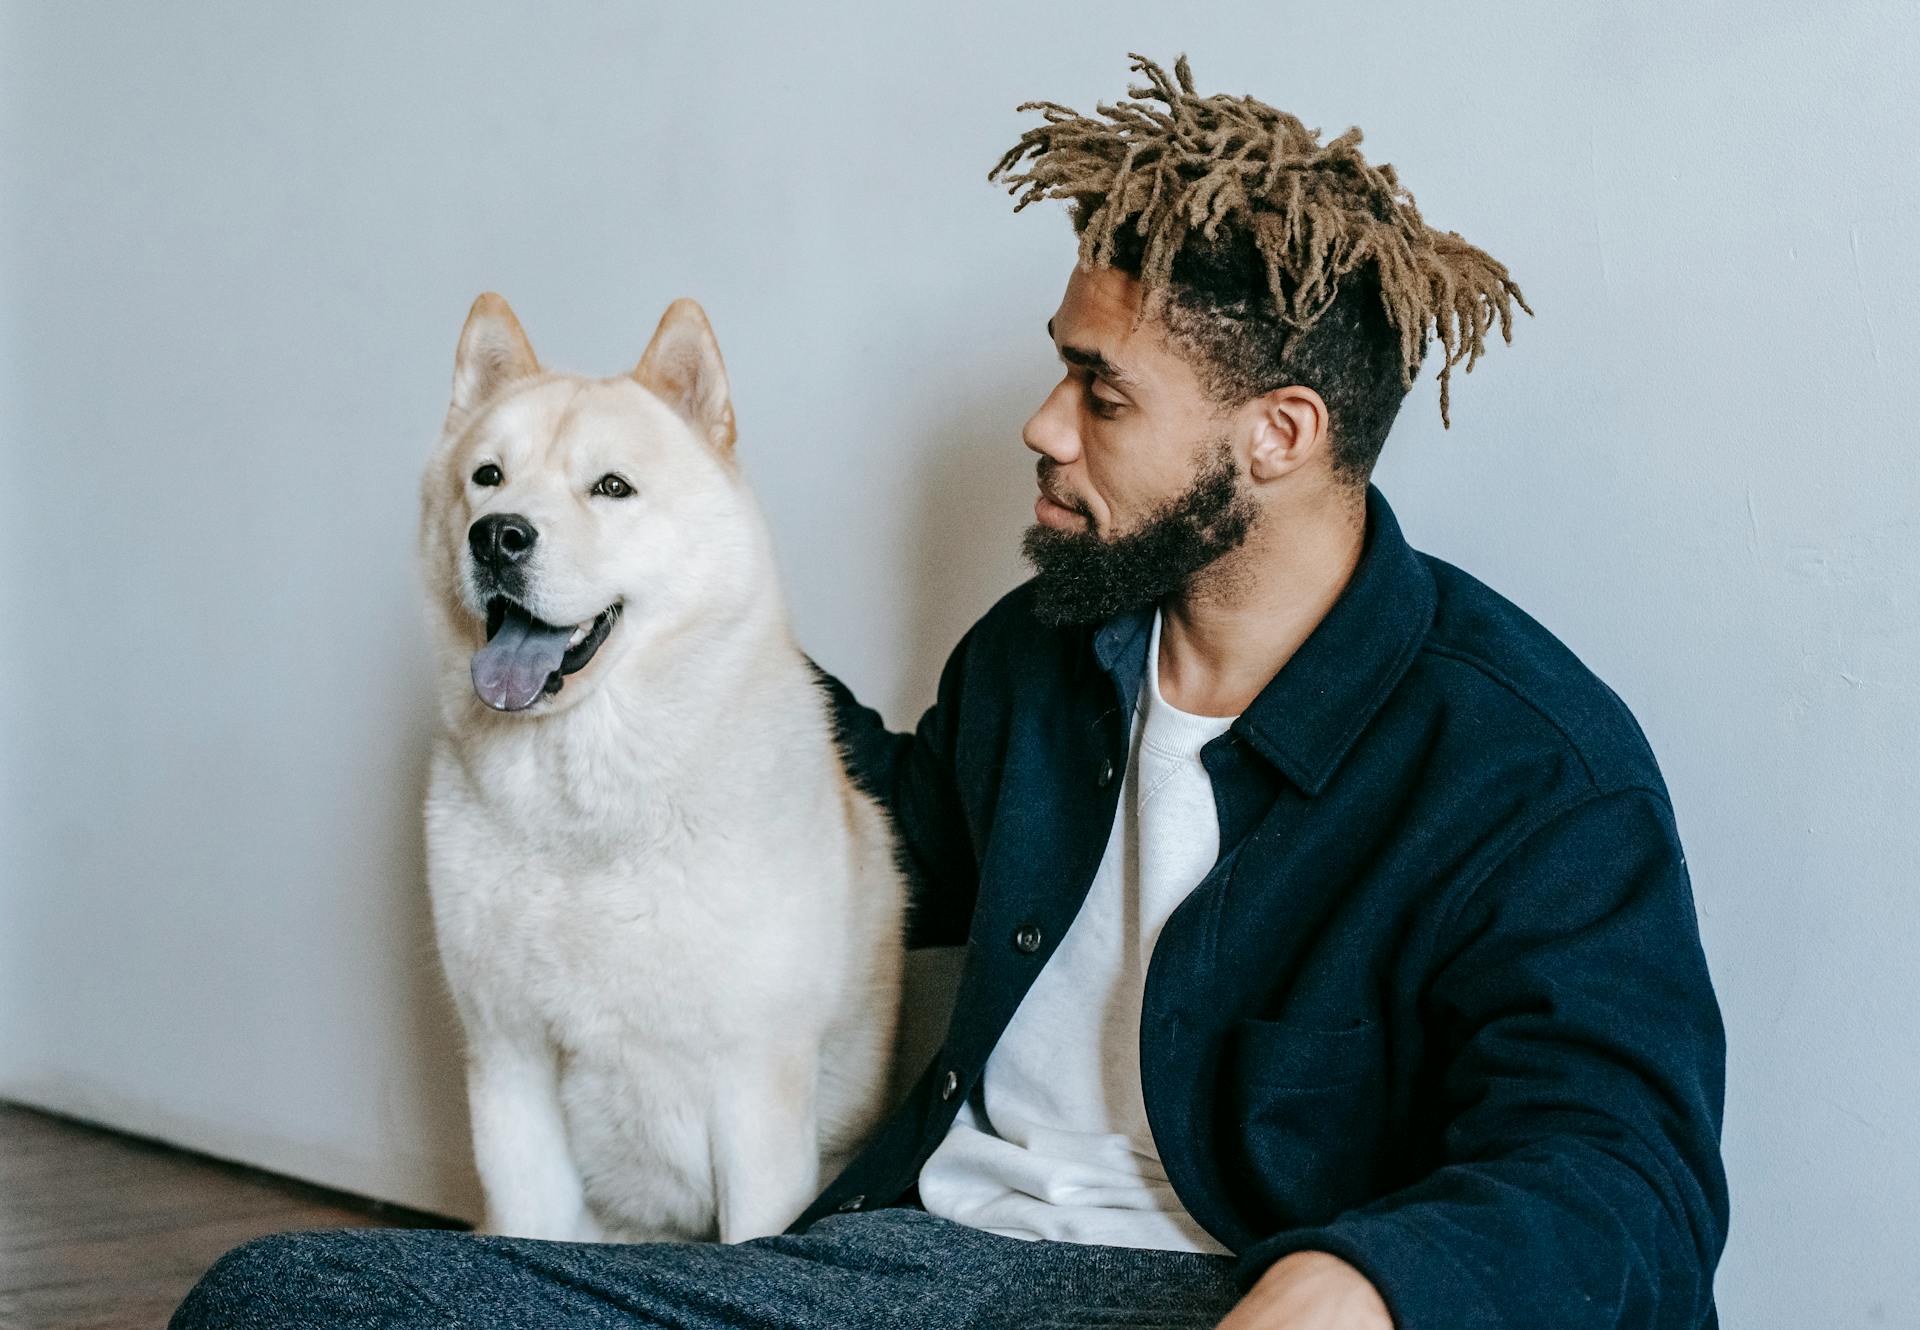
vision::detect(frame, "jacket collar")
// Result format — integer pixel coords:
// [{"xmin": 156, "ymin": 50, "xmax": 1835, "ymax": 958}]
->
[{"xmin": 1091, "ymin": 483, "xmax": 1436, "ymax": 797}]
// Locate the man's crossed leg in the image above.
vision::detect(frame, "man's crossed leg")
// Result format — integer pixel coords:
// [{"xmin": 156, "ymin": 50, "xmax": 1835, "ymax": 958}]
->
[{"xmin": 169, "ymin": 1204, "xmax": 1242, "ymax": 1329}]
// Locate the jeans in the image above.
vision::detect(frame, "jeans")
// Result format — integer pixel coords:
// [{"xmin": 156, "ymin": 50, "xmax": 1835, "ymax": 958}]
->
[{"xmin": 168, "ymin": 1204, "xmax": 1243, "ymax": 1329}]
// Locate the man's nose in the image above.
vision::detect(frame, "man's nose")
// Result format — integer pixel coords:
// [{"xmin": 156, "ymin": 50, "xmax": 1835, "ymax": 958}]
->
[
  {"xmin": 468, "ymin": 513, "xmax": 539, "ymax": 570},
  {"xmin": 1021, "ymin": 378, "xmax": 1081, "ymax": 464}
]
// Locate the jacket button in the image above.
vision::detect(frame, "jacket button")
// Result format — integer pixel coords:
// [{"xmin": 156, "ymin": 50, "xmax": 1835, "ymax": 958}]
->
[
  {"xmin": 836, "ymin": 1194, "xmax": 866, "ymax": 1212},
  {"xmin": 1012, "ymin": 923, "xmax": 1043, "ymax": 954},
  {"xmin": 1095, "ymin": 758, "xmax": 1116, "ymax": 788},
  {"xmin": 940, "ymin": 1069, "xmax": 960, "ymax": 1100}
]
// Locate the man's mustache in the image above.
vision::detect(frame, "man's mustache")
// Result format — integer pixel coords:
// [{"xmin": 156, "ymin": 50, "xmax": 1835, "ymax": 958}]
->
[{"xmin": 1035, "ymin": 461, "xmax": 1092, "ymax": 520}]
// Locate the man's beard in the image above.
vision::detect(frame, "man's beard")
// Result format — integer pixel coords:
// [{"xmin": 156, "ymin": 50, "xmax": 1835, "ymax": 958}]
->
[{"xmin": 1020, "ymin": 434, "xmax": 1260, "ymax": 627}]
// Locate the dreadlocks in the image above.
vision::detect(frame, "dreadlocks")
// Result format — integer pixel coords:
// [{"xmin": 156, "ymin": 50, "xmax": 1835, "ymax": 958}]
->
[{"xmin": 988, "ymin": 52, "xmax": 1532, "ymax": 461}]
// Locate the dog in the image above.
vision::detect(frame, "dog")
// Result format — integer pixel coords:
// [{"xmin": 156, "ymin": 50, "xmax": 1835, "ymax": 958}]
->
[{"xmin": 417, "ymin": 292, "xmax": 906, "ymax": 1244}]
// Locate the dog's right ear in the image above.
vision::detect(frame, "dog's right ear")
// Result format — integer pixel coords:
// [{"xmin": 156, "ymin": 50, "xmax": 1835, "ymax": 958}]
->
[{"xmin": 450, "ymin": 293, "xmax": 540, "ymax": 417}]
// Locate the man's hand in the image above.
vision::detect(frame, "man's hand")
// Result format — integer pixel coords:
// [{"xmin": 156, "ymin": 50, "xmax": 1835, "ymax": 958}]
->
[{"xmin": 1213, "ymin": 1251, "xmax": 1394, "ymax": 1330}]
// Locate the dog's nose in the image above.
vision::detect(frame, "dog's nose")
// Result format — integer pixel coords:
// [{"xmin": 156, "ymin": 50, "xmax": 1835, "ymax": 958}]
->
[{"xmin": 468, "ymin": 513, "xmax": 538, "ymax": 569}]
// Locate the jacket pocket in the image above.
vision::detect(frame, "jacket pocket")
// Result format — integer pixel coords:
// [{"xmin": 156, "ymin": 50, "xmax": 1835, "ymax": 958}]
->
[
  {"xmin": 1228, "ymin": 1015, "xmax": 1382, "ymax": 1089},
  {"xmin": 1222, "ymin": 1016, "xmax": 1387, "ymax": 1228}
]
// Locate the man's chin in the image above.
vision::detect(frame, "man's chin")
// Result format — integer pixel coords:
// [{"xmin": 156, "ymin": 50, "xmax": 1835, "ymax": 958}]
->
[
  {"xmin": 1028, "ymin": 587, "xmax": 1152, "ymax": 627},
  {"xmin": 1020, "ymin": 523, "xmax": 1155, "ymax": 627}
]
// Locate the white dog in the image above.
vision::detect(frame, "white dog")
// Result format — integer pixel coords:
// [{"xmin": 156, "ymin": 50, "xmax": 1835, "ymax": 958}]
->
[{"xmin": 417, "ymin": 292, "xmax": 906, "ymax": 1244}]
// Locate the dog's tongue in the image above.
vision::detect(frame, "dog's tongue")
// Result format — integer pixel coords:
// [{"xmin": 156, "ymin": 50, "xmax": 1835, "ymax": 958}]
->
[{"xmin": 471, "ymin": 604, "xmax": 573, "ymax": 711}]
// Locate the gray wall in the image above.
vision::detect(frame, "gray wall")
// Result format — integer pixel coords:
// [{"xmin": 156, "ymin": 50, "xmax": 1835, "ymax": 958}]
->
[{"xmin": 3, "ymin": 2, "xmax": 1916, "ymax": 1323}]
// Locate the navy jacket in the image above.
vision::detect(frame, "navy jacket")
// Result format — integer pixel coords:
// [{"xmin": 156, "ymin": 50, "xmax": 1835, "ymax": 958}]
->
[{"xmin": 794, "ymin": 484, "xmax": 1728, "ymax": 1330}]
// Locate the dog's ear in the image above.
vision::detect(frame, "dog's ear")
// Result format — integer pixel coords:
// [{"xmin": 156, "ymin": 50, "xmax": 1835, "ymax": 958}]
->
[
  {"xmin": 632, "ymin": 298, "xmax": 737, "ymax": 454},
  {"xmin": 450, "ymin": 293, "xmax": 540, "ymax": 417}
]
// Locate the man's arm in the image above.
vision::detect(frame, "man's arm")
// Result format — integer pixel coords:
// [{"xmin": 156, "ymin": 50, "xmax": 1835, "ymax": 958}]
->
[
  {"xmin": 1227, "ymin": 787, "xmax": 1729, "ymax": 1330},
  {"xmin": 804, "ymin": 625, "xmax": 982, "ymax": 950}
]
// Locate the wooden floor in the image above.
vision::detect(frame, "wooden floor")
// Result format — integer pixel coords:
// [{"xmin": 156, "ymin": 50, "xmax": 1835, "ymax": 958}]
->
[{"xmin": 0, "ymin": 1103, "xmax": 463, "ymax": 1330}]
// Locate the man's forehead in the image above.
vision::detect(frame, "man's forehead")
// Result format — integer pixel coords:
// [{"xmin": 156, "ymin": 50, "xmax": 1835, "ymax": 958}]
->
[
  {"xmin": 1047, "ymin": 265, "xmax": 1175, "ymax": 389},
  {"xmin": 1050, "ymin": 263, "xmax": 1143, "ymax": 332}
]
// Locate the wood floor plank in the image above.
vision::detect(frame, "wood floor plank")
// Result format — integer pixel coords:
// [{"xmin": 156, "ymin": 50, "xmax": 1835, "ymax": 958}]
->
[{"xmin": 0, "ymin": 1103, "xmax": 464, "ymax": 1330}]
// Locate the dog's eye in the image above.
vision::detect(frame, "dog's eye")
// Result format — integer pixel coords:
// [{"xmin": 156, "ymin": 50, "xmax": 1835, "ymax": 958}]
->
[
  {"xmin": 472, "ymin": 463, "xmax": 503, "ymax": 487},
  {"xmin": 591, "ymin": 474, "xmax": 634, "ymax": 499}
]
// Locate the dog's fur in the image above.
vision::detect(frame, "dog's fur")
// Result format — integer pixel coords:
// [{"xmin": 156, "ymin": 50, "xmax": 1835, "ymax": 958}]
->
[{"xmin": 418, "ymin": 293, "xmax": 905, "ymax": 1244}]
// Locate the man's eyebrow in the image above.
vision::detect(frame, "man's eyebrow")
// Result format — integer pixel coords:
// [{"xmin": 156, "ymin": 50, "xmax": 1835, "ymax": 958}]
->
[{"xmin": 1047, "ymin": 316, "xmax": 1141, "ymax": 391}]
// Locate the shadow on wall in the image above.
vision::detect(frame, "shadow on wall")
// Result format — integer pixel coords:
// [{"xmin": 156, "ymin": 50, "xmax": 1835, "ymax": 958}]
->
[
  {"xmin": 393, "ymin": 706, "xmax": 489, "ymax": 1222},
  {"xmin": 896, "ymin": 373, "xmax": 1039, "ymax": 719}
]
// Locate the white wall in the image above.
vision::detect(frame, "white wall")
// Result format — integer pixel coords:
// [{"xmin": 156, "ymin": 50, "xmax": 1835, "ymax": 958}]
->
[{"xmin": 2, "ymin": 2, "xmax": 1915, "ymax": 1323}]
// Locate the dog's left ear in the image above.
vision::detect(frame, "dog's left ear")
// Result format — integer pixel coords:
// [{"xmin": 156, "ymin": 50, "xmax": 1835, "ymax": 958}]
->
[{"xmin": 633, "ymin": 298, "xmax": 737, "ymax": 454}]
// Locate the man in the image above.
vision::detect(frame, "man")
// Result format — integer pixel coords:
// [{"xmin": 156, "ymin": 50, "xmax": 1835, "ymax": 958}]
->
[{"xmin": 173, "ymin": 52, "xmax": 1726, "ymax": 1330}]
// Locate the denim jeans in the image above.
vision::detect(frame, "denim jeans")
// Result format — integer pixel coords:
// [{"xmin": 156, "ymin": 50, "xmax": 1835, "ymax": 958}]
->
[{"xmin": 168, "ymin": 1204, "xmax": 1243, "ymax": 1329}]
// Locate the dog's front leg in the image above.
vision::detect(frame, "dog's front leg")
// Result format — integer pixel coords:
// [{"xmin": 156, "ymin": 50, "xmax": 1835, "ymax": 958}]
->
[
  {"xmin": 465, "ymin": 1031, "xmax": 601, "ymax": 1242},
  {"xmin": 710, "ymin": 1047, "xmax": 822, "ymax": 1243}
]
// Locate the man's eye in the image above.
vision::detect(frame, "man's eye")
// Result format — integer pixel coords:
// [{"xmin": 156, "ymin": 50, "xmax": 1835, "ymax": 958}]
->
[
  {"xmin": 1086, "ymin": 386, "xmax": 1124, "ymax": 419},
  {"xmin": 472, "ymin": 463, "xmax": 502, "ymax": 486},
  {"xmin": 591, "ymin": 473, "xmax": 634, "ymax": 499}
]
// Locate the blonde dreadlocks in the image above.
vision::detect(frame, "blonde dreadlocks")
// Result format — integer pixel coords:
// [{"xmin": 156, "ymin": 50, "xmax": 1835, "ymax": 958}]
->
[{"xmin": 988, "ymin": 52, "xmax": 1532, "ymax": 430}]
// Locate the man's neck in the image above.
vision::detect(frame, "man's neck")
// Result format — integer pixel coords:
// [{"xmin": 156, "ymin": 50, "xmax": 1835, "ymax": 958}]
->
[{"xmin": 1154, "ymin": 491, "xmax": 1366, "ymax": 718}]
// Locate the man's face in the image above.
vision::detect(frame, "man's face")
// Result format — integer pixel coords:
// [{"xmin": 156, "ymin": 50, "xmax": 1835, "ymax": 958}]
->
[{"xmin": 1020, "ymin": 263, "xmax": 1260, "ymax": 626}]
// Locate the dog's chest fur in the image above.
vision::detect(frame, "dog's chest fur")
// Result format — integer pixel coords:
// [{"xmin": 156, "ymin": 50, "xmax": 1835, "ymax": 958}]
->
[{"xmin": 427, "ymin": 685, "xmax": 860, "ymax": 1048}]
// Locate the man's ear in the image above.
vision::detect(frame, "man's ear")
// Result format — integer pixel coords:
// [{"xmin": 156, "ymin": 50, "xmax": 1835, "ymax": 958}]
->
[
  {"xmin": 1245, "ymin": 384, "xmax": 1330, "ymax": 483},
  {"xmin": 633, "ymin": 297, "xmax": 737, "ymax": 454},
  {"xmin": 451, "ymin": 293, "xmax": 540, "ymax": 417}
]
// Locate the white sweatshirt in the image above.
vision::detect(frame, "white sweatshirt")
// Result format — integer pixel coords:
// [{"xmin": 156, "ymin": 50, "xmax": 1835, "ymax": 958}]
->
[{"xmin": 916, "ymin": 606, "xmax": 1236, "ymax": 1253}]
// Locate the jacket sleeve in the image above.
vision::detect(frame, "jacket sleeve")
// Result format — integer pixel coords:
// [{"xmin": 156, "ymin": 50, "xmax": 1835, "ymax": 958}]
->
[
  {"xmin": 804, "ymin": 626, "xmax": 981, "ymax": 950},
  {"xmin": 1231, "ymin": 787, "xmax": 1729, "ymax": 1330}
]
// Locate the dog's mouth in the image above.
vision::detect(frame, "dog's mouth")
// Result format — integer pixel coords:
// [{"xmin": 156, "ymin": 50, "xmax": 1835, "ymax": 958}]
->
[{"xmin": 470, "ymin": 596, "xmax": 622, "ymax": 712}]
